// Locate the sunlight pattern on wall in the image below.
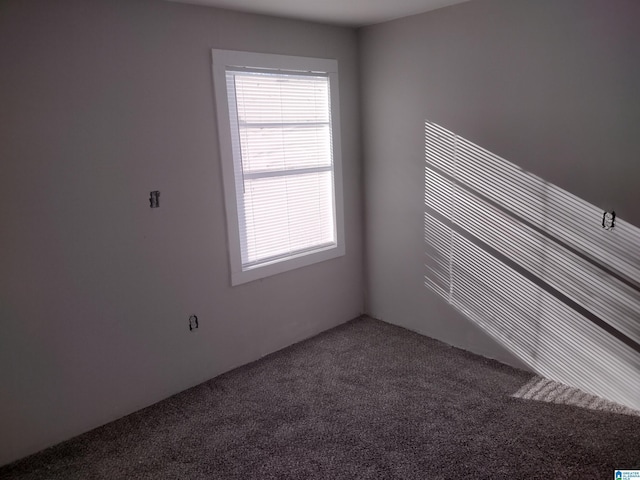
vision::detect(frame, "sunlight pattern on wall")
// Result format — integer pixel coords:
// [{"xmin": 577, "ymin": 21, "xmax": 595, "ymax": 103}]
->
[{"xmin": 424, "ymin": 121, "xmax": 640, "ymax": 410}]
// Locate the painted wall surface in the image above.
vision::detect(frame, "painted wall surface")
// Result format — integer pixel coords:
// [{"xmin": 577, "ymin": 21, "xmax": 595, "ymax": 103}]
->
[
  {"xmin": 360, "ymin": 1, "xmax": 640, "ymax": 374},
  {"xmin": 0, "ymin": 0, "xmax": 363, "ymax": 465}
]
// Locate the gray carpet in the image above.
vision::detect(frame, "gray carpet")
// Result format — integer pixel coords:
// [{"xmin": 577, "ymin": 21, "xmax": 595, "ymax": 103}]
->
[{"xmin": 1, "ymin": 316, "xmax": 639, "ymax": 479}]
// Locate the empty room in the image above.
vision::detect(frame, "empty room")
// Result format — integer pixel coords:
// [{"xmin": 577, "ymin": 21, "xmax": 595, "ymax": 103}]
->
[{"xmin": 1, "ymin": 0, "xmax": 639, "ymax": 478}]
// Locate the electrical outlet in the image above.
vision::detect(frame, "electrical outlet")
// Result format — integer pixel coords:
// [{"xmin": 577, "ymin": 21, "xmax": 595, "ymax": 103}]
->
[
  {"xmin": 150, "ymin": 191, "xmax": 160, "ymax": 208},
  {"xmin": 189, "ymin": 315, "xmax": 199, "ymax": 331}
]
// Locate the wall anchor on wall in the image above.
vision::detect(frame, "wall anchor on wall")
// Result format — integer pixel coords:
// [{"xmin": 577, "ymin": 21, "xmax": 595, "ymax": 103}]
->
[
  {"xmin": 189, "ymin": 315, "xmax": 199, "ymax": 331},
  {"xmin": 602, "ymin": 210, "xmax": 616, "ymax": 231},
  {"xmin": 150, "ymin": 191, "xmax": 160, "ymax": 208}
]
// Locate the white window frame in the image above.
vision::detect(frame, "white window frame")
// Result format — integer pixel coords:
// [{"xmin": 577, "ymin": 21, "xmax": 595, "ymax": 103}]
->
[{"xmin": 211, "ymin": 50, "xmax": 346, "ymax": 286}]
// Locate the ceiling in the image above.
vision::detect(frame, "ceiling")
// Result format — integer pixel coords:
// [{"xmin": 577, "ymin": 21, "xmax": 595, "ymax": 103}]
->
[{"xmin": 165, "ymin": 0, "xmax": 472, "ymax": 27}]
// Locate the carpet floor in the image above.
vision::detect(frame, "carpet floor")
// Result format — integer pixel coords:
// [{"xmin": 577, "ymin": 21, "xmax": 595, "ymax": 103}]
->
[{"xmin": 1, "ymin": 316, "xmax": 639, "ymax": 479}]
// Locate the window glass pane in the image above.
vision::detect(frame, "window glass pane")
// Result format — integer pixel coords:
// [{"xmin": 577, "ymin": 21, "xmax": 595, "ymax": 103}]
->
[
  {"xmin": 239, "ymin": 125, "xmax": 332, "ymax": 173},
  {"xmin": 242, "ymin": 171, "xmax": 335, "ymax": 266},
  {"xmin": 233, "ymin": 73, "xmax": 330, "ymax": 125}
]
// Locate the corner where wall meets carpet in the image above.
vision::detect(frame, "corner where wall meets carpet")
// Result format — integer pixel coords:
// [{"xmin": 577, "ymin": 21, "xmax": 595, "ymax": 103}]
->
[{"xmin": 1, "ymin": 316, "xmax": 639, "ymax": 479}]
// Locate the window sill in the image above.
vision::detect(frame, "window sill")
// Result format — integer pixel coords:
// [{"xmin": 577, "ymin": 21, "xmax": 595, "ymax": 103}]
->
[{"xmin": 231, "ymin": 243, "xmax": 345, "ymax": 286}]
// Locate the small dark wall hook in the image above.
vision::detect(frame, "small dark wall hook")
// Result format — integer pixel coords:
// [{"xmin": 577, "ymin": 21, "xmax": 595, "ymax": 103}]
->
[
  {"xmin": 150, "ymin": 191, "xmax": 160, "ymax": 208},
  {"xmin": 602, "ymin": 210, "xmax": 616, "ymax": 230}
]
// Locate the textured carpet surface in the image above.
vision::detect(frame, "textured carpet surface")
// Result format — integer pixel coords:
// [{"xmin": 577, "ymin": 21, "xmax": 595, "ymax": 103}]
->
[{"xmin": 2, "ymin": 316, "xmax": 639, "ymax": 479}]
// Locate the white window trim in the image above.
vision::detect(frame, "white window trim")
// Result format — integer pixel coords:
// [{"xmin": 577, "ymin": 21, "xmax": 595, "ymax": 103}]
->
[{"xmin": 211, "ymin": 49, "xmax": 346, "ymax": 286}]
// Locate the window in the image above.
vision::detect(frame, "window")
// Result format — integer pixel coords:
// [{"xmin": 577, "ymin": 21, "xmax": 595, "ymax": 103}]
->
[{"xmin": 211, "ymin": 50, "xmax": 345, "ymax": 285}]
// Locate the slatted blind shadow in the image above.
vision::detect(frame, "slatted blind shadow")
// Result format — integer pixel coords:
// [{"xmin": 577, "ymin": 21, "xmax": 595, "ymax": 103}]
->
[{"xmin": 424, "ymin": 121, "xmax": 640, "ymax": 410}]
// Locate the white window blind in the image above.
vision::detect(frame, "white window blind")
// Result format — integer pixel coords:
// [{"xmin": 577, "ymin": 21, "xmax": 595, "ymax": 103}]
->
[
  {"xmin": 212, "ymin": 51, "xmax": 345, "ymax": 285},
  {"xmin": 227, "ymin": 70, "xmax": 336, "ymax": 267}
]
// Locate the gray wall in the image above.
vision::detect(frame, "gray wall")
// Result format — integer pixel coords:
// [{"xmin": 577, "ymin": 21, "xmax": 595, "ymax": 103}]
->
[
  {"xmin": 360, "ymin": 0, "xmax": 640, "ymax": 367},
  {"xmin": 0, "ymin": 0, "xmax": 363, "ymax": 465}
]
